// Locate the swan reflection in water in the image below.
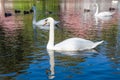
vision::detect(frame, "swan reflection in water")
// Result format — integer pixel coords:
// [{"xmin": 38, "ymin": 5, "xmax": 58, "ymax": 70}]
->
[
  {"xmin": 46, "ymin": 49, "xmax": 98, "ymax": 79},
  {"xmin": 55, "ymin": 49, "xmax": 98, "ymax": 56},
  {"xmin": 47, "ymin": 50, "xmax": 55, "ymax": 79}
]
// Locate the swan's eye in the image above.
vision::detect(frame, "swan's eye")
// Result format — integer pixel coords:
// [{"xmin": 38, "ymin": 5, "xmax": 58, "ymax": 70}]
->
[{"xmin": 45, "ymin": 19, "xmax": 48, "ymax": 22}]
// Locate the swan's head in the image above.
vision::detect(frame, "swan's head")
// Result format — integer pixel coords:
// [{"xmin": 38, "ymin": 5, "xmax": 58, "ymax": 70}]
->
[{"xmin": 44, "ymin": 17, "xmax": 54, "ymax": 26}]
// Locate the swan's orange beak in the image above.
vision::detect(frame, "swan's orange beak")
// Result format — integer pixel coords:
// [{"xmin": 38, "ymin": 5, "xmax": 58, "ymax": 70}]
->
[{"xmin": 43, "ymin": 19, "xmax": 48, "ymax": 26}]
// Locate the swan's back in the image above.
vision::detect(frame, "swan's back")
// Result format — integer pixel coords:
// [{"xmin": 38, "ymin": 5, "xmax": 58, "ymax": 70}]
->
[
  {"xmin": 54, "ymin": 38, "xmax": 103, "ymax": 51},
  {"xmin": 96, "ymin": 11, "xmax": 114, "ymax": 17}
]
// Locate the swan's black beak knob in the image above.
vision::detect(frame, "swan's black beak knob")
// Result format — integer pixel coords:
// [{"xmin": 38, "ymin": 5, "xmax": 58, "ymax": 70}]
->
[{"xmin": 43, "ymin": 19, "xmax": 48, "ymax": 26}]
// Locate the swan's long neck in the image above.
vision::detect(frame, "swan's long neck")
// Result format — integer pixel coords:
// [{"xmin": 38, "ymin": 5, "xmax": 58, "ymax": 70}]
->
[
  {"xmin": 47, "ymin": 20, "xmax": 54, "ymax": 50},
  {"xmin": 95, "ymin": 3, "xmax": 99, "ymax": 16},
  {"xmin": 33, "ymin": 7, "xmax": 36, "ymax": 24}
]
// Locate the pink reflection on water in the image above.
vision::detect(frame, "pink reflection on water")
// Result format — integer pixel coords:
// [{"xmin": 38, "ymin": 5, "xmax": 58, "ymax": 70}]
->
[
  {"xmin": 60, "ymin": 0, "xmax": 120, "ymax": 39},
  {"xmin": 0, "ymin": 14, "xmax": 23, "ymax": 37},
  {"xmin": 0, "ymin": 0, "xmax": 23, "ymax": 36},
  {"xmin": 0, "ymin": 0, "xmax": 24, "ymax": 48}
]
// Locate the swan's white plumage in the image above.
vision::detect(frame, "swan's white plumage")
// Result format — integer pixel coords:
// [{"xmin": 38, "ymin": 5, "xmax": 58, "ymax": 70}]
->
[
  {"xmin": 44, "ymin": 17, "xmax": 103, "ymax": 51},
  {"xmin": 112, "ymin": 0, "xmax": 118, "ymax": 4},
  {"xmin": 96, "ymin": 12, "xmax": 114, "ymax": 17},
  {"xmin": 54, "ymin": 38, "xmax": 103, "ymax": 51}
]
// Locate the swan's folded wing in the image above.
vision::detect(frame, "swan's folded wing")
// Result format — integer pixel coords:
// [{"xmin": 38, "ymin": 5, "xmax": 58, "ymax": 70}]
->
[{"xmin": 54, "ymin": 38, "xmax": 96, "ymax": 51}]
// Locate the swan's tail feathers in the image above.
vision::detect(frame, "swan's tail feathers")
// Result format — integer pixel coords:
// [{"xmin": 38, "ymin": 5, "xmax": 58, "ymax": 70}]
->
[{"xmin": 92, "ymin": 40, "xmax": 104, "ymax": 48}]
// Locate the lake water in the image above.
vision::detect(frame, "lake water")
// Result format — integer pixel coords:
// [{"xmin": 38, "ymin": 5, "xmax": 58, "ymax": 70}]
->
[{"xmin": 0, "ymin": 0, "xmax": 120, "ymax": 80}]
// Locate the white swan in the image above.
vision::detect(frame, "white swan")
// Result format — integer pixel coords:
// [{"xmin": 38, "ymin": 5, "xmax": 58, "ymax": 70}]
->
[
  {"xmin": 112, "ymin": 0, "xmax": 118, "ymax": 4},
  {"xmin": 32, "ymin": 6, "xmax": 59, "ymax": 29},
  {"xmin": 44, "ymin": 17, "xmax": 104, "ymax": 51},
  {"xmin": 94, "ymin": 3, "xmax": 115, "ymax": 18}
]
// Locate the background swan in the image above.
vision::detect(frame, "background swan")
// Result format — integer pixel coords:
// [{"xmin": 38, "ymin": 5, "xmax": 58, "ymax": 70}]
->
[
  {"xmin": 32, "ymin": 6, "xmax": 59, "ymax": 29},
  {"xmin": 44, "ymin": 17, "xmax": 103, "ymax": 51},
  {"xmin": 94, "ymin": 3, "xmax": 115, "ymax": 18}
]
